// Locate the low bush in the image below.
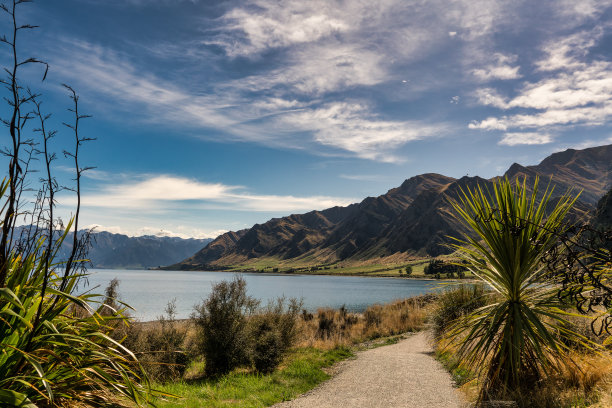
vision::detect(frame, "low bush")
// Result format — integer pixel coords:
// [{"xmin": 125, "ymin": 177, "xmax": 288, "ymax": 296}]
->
[
  {"xmin": 247, "ymin": 297, "xmax": 302, "ymax": 373},
  {"xmin": 192, "ymin": 275, "xmax": 259, "ymax": 376}
]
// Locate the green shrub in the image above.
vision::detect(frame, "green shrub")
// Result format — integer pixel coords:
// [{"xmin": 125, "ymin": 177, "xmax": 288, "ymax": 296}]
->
[
  {"xmin": 251, "ymin": 325, "xmax": 283, "ymax": 373},
  {"xmin": 338, "ymin": 305, "xmax": 358, "ymax": 330},
  {"xmin": 405, "ymin": 265, "xmax": 413, "ymax": 276},
  {"xmin": 247, "ymin": 297, "xmax": 301, "ymax": 373},
  {"xmin": 192, "ymin": 275, "xmax": 259, "ymax": 376},
  {"xmin": 301, "ymin": 309, "xmax": 314, "ymax": 321},
  {"xmin": 424, "ymin": 259, "xmax": 466, "ymax": 275}
]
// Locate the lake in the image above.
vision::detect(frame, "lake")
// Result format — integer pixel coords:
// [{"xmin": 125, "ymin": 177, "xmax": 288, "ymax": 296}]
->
[{"xmin": 83, "ymin": 269, "xmax": 441, "ymax": 321}]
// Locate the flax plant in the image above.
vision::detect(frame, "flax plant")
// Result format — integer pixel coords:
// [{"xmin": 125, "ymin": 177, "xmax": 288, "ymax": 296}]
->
[
  {"xmin": 446, "ymin": 177, "xmax": 589, "ymax": 401},
  {"xmin": 0, "ymin": 181, "xmax": 153, "ymax": 407}
]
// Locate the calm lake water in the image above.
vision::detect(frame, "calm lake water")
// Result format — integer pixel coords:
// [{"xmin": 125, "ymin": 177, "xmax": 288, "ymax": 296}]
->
[{"xmin": 83, "ymin": 269, "xmax": 441, "ymax": 321}]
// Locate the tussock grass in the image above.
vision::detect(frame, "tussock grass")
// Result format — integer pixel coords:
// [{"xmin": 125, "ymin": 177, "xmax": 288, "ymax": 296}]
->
[{"xmin": 296, "ymin": 295, "xmax": 435, "ymax": 349}]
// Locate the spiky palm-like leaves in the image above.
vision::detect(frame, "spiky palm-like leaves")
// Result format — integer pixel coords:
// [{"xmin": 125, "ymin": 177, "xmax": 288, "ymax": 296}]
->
[
  {"xmin": 0, "ymin": 230, "xmax": 153, "ymax": 406},
  {"xmin": 447, "ymin": 177, "xmax": 587, "ymax": 401}
]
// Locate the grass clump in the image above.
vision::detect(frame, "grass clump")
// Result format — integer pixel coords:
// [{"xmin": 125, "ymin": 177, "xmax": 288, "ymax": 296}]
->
[
  {"xmin": 431, "ymin": 284, "xmax": 489, "ymax": 338},
  {"xmin": 121, "ymin": 299, "xmax": 189, "ymax": 383}
]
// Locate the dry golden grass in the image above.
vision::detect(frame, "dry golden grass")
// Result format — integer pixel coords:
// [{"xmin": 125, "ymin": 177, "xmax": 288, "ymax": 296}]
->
[
  {"xmin": 295, "ymin": 295, "xmax": 434, "ymax": 349},
  {"xmin": 510, "ymin": 352, "xmax": 612, "ymax": 408},
  {"xmin": 437, "ymin": 328, "xmax": 612, "ymax": 407}
]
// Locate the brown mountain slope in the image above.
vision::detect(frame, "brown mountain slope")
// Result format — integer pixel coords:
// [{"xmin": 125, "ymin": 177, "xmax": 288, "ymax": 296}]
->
[
  {"xmin": 171, "ymin": 144, "xmax": 612, "ymax": 270},
  {"xmin": 505, "ymin": 144, "xmax": 612, "ymax": 204}
]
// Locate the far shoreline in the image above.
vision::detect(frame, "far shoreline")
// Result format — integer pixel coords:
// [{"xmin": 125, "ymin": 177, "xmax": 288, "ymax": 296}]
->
[{"xmin": 118, "ymin": 266, "xmax": 477, "ymax": 282}]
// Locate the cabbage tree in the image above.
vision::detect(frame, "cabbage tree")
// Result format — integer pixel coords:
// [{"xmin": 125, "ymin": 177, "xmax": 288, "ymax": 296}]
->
[{"xmin": 446, "ymin": 177, "xmax": 588, "ymax": 400}]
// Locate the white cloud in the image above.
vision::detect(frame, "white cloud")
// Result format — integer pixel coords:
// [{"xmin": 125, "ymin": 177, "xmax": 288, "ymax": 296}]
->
[
  {"xmin": 209, "ymin": 0, "xmax": 515, "ymax": 93},
  {"xmin": 66, "ymin": 175, "xmax": 356, "ymax": 213},
  {"xmin": 49, "ymin": 39, "xmax": 449, "ymax": 161},
  {"xmin": 279, "ymin": 102, "xmax": 444, "ymax": 162},
  {"xmin": 50, "ymin": 40, "xmax": 431, "ymax": 161},
  {"xmin": 474, "ymin": 88, "xmax": 508, "ymax": 108},
  {"xmin": 211, "ymin": 2, "xmax": 349, "ymax": 56},
  {"xmin": 234, "ymin": 42, "xmax": 387, "ymax": 95},
  {"xmin": 55, "ymin": 0, "xmax": 601, "ymax": 162},
  {"xmin": 448, "ymin": 0, "xmax": 507, "ymax": 40},
  {"xmin": 339, "ymin": 174, "xmax": 389, "ymax": 182},
  {"xmin": 471, "ymin": 99, "xmax": 612, "ymax": 131},
  {"xmin": 536, "ymin": 30, "xmax": 600, "ymax": 72},
  {"xmin": 471, "ymin": 27, "xmax": 612, "ymax": 132},
  {"xmin": 50, "ymin": 41, "xmax": 241, "ymax": 130},
  {"xmin": 499, "ymin": 132, "xmax": 553, "ymax": 146},
  {"xmin": 551, "ymin": 0, "xmax": 612, "ymax": 29},
  {"xmin": 471, "ymin": 53, "xmax": 521, "ymax": 81}
]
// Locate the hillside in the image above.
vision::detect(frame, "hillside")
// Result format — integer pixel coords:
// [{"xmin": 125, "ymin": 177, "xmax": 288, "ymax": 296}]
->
[{"xmin": 171, "ymin": 144, "xmax": 612, "ymax": 270}]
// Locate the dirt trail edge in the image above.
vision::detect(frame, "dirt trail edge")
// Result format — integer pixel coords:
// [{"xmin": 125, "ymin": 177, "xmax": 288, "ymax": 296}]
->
[{"xmin": 274, "ymin": 331, "xmax": 465, "ymax": 408}]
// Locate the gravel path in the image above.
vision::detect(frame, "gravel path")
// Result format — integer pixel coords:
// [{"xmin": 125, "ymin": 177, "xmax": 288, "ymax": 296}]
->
[{"xmin": 274, "ymin": 331, "xmax": 465, "ymax": 408}]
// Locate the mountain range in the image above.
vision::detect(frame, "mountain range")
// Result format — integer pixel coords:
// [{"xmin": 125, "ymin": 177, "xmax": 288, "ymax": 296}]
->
[
  {"xmin": 171, "ymin": 144, "xmax": 612, "ymax": 270},
  {"xmin": 58, "ymin": 231, "xmax": 212, "ymax": 270}
]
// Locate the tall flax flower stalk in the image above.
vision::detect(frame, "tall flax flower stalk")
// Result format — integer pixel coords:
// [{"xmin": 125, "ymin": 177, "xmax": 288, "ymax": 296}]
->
[{"xmin": 446, "ymin": 177, "xmax": 589, "ymax": 401}]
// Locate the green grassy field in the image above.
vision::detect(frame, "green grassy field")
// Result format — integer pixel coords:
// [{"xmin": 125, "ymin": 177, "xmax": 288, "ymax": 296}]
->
[
  {"xmin": 153, "ymin": 347, "xmax": 353, "ymax": 408},
  {"xmin": 225, "ymin": 258, "xmax": 473, "ymax": 279}
]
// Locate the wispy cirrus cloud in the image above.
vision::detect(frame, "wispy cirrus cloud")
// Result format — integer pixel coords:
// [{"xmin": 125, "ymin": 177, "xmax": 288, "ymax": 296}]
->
[
  {"xmin": 560, "ymin": 135, "xmax": 612, "ymax": 150},
  {"xmin": 49, "ymin": 39, "xmax": 441, "ymax": 162},
  {"xmin": 208, "ymin": 3, "xmax": 349, "ymax": 57},
  {"xmin": 42, "ymin": 0, "xmax": 612, "ymax": 168},
  {"xmin": 339, "ymin": 174, "xmax": 390, "ymax": 182},
  {"xmin": 236, "ymin": 43, "xmax": 387, "ymax": 95},
  {"xmin": 278, "ymin": 102, "xmax": 445, "ymax": 162}
]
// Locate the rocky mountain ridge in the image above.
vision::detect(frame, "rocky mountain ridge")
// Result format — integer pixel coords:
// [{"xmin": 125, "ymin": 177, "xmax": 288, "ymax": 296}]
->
[{"xmin": 172, "ymin": 144, "xmax": 612, "ymax": 270}]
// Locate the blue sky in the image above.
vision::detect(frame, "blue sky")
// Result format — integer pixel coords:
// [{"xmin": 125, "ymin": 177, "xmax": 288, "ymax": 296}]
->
[{"xmin": 2, "ymin": 0, "xmax": 612, "ymax": 238}]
